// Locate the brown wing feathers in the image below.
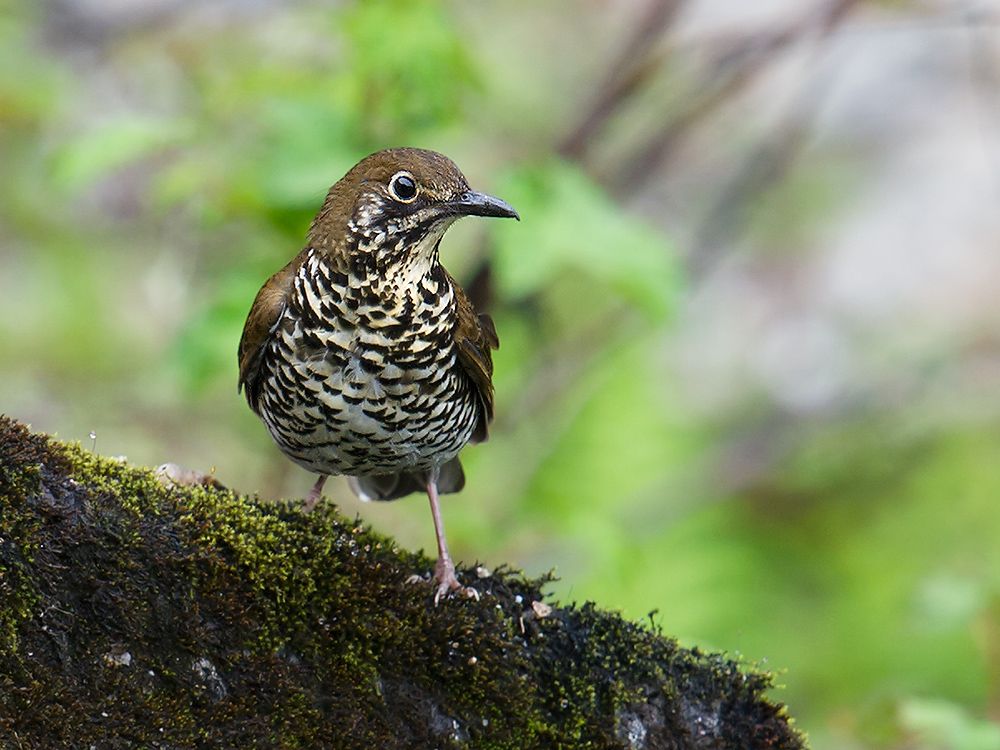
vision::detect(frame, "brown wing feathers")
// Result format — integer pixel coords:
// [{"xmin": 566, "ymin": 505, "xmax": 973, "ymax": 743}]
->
[
  {"xmin": 449, "ymin": 272, "xmax": 499, "ymax": 444},
  {"xmin": 237, "ymin": 253, "xmax": 304, "ymax": 410}
]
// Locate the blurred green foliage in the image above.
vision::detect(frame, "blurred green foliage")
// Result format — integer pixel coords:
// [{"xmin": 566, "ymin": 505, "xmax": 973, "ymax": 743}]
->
[{"xmin": 1, "ymin": 1, "xmax": 999, "ymax": 748}]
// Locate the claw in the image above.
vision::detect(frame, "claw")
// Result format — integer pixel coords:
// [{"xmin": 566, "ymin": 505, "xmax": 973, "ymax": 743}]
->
[{"xmin": 432, "ymin": 555, "xmax": 479, "ymax": 605}]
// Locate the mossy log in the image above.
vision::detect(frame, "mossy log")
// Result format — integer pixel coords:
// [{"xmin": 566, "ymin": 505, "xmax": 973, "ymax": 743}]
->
[{"xmin": 0, "ymin": 416, "xmax": 805, "ymax": 749}]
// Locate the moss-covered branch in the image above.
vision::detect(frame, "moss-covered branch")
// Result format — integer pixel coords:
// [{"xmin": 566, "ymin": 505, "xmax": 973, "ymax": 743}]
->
[{"xmin": 0, "ymin": 416, "xmax": 805, "ymax": 748}]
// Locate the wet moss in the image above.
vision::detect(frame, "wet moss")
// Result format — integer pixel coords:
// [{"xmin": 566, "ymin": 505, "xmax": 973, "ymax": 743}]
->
[{"xmin": 0, "ymin": 416, "xmax": 805, "ymax": 748}]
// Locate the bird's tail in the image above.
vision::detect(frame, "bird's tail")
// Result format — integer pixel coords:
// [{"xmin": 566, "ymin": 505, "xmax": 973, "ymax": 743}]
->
[{"xmin": 347, "ymin": 457, "xmax": 466, "ymax": 502}]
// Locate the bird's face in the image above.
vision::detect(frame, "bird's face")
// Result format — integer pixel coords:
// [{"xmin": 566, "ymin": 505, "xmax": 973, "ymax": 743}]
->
[{"xmin": 324, "ymin": 148, "xmax": 518, "ymax": 274}]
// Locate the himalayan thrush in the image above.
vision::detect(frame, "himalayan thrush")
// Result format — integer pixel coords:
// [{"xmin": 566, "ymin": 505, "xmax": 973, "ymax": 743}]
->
[{"xmin": 238, "ymin": 147, "xmax": 518, "ymax": 602}]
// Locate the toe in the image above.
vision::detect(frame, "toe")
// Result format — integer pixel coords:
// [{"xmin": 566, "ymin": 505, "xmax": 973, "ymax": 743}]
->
[{"xmin": 430, "ymin": 557, "xmax": 480, "ymax": 605}]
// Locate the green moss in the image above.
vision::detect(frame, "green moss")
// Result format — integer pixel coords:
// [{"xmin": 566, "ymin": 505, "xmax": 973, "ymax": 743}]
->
[
  {"xmin": 0, "ymin": 417, "xmax": 53, "ymax": 654},
  {"xmin": 0, "ymin": 416, "xmax": 804, "ymax": 748}
]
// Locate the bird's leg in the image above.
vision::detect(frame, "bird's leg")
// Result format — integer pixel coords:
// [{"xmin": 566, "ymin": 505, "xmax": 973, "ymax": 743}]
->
[
  {"xmin": 303, "ymin": 475, "xmax": 327, "ymax": 512},
  {"xmin": 426, "ymin": 467, "xmax": 479, "ymax": 605}
]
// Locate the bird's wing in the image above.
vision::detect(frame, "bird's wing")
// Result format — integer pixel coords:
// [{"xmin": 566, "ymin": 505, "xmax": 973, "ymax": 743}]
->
[
  {"xmin": 237, "ymin": 253, "xmax": 304, "ymax": 411},
  {"xmin": 449, "ymin": 273, "xmax": 500, "ymax": 444}
]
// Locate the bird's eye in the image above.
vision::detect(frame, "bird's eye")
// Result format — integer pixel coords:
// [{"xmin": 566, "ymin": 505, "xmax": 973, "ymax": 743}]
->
[{"xmin": 388, "ymin": 172, "xmax": 418, "ymax": 203}]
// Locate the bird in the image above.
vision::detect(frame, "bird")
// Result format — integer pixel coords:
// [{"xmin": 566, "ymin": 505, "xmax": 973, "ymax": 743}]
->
[{"xmin": 237, "ymin": 147, "xmax": 518, "ymax": 603}]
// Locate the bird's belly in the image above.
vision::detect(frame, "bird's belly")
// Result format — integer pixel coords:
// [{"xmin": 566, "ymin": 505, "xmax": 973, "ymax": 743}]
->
[{"xmin": 257, "ymin": 329, "xmax": 477, "ymax": 477}]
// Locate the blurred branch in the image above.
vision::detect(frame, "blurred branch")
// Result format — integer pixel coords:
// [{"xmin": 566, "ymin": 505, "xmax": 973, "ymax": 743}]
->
[
  {"xmin": 963, "ymin": 8, "xmax": 1000, "ymax": 200},
  {"xmin": 616, "ymin": 0, "xmax": 860, "ymax": 194},
  {"xmin": 558, "ymin": 0, "xmax": 685, "ymax": 160},
  {"xmin": 689, "ymin": 75, "xmax": 831, "ymax": 276},
  {"xmin": 44, "ymin": 0, "xmax": 198, "ymax": 45}
]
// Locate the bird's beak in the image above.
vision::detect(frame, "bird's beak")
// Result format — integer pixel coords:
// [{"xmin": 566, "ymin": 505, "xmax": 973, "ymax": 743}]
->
[{"xmin": 448, "ymin": 191, "xmax": 520, "ymax": 221}]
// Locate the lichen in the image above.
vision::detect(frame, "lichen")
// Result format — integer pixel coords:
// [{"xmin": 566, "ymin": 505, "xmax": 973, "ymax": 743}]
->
[{"xmin": 0, "ymin": 415, "xmax": 806, "ymax": 748}]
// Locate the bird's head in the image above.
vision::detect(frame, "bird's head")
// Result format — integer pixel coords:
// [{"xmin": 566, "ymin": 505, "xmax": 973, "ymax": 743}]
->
[{"xmin": 308, "ymin": 147, "xmax": 518, "ymax": 274}]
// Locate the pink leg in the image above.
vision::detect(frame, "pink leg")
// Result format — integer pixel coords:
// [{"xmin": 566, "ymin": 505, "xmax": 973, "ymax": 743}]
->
[
  {"xmin": 427, "ymin": 467, "xmax": 478, "ymax": 605},
  {"xmin": 303, "ymin": 475, "xmax": 327, "ymax": 512}
]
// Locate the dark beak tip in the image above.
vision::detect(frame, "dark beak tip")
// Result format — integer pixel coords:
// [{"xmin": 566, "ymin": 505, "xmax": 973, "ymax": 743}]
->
[
  {"xmin": 491, "ymin": 197, "xmax": 519, "ymax": 221},
  {"xmin": 456, "ymin": 191, "xmax": 519, "ymax": 221}
]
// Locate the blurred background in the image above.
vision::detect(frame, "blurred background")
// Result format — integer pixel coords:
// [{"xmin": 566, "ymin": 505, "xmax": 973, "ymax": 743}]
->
[{"xmin": 2, "ymin": 0, "xmax": 1000, "ymax": 746}]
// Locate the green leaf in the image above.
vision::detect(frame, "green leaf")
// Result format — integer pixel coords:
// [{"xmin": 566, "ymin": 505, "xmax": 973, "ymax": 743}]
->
[
  {"xmin": 493, "ymin": 160, "xmax": 680, "ymax": 318},
  {"xmin": 50, "ymin": 115, "xmax": 190, "ymax": 191},
  {"xmin": 342, "ymin": 0, "xmax": 478, "ymax": 139},
  {"xmin": 0, "ymin": 10, "xmax": 63, "ymax": 126},
  {"xmin": 252, "ymin": 98, "xmax": 357, "ymax": 211},
  {"xmin": 899, "ymin": 697, "xmax": 1000, "ymax": 750}
]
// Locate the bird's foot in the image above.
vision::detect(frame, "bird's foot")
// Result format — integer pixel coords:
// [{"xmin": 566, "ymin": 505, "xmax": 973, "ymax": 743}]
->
[
  {"xmin": 431, "ymin": 554, "xmax": 479, "ymax": 605},
  {"xmin": 401, "ymin": 555, "xmax": 480, "ymax": 605}
]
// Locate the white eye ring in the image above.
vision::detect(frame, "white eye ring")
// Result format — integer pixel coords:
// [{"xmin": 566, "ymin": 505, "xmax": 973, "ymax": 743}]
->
[{"xmin": 388, "ymin": 171, "xmax": 418, "ymax": 203}]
